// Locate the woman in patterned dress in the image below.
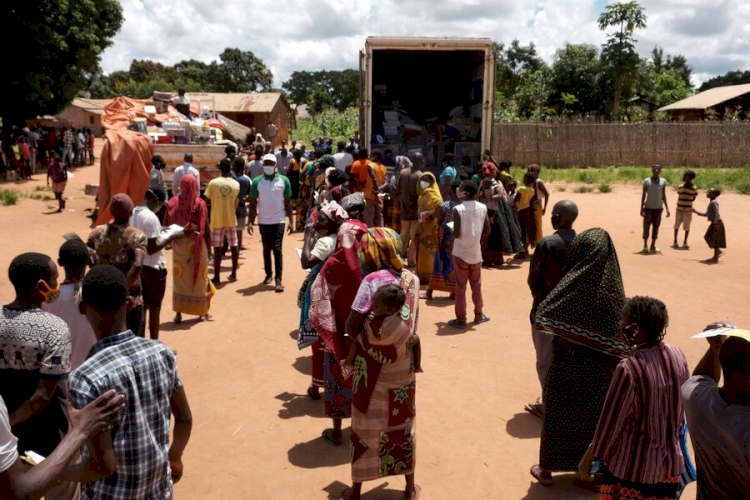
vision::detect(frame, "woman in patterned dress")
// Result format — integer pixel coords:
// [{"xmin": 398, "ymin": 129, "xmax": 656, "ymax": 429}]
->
[
  {"xmin": 530, "ymin": 228, "xmax": 631, "ymax": 487},
  {"xmin": 427, "ymin": 179, "xmax": 461, "ymax": 298}
]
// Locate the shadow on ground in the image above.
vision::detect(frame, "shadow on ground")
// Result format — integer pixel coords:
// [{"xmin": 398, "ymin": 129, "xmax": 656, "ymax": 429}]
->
[
  {"xmin": 324, "ymin": 480, "xmax": 407, "ymax": 500},
  {"xmin": 505, "ymin": 412, "xmax": 542, "ymax": 440},
  {"xmin": 520, "ymin": 474, "xmax": 598, "ymax": 500},
  {"xmin": 276, "ymin": 391, "xmax": 326, "ymax": 420},
  {"xmin": 287, "ymin": 429, "xmax": 351, "ymax": 469}
]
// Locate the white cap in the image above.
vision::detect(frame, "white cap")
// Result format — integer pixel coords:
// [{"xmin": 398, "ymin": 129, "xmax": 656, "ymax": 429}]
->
[{"xmin": 262, "ymin": 153, "xmax": 277, "ymax": 164}]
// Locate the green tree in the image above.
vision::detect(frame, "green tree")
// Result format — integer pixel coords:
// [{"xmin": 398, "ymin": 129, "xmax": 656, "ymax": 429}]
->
[
  {"xmin": 549, "ymin": 43, "xmax": 607, "ymax": 116},
  {"xmin": 494, "ymin": 40, "xmax": 546, "ymax": 103},
  {"xmin": 598, "ymin": 1, "xmax": 648, "ymax": 121},
  {"xmin": 213, "ymin": 48, "xmax": 273, "ymax": 93},
  {"xmin": 0, "ymin": 0, "xmax": 123, "ymax": 123},
  {"xmin": 308, "ymin": 87, "xmax": 333, "ymax": 116},
  {"xmin": 699, "ymin": 70, "xmax": 750, "ymax": 92},
  {"xmin": 514, "ymin": 67, "xmax": 553, "ymax": 119},
  {"xmin": 282, "ymin": 70, "xmax": 359, "ymax": 111}
]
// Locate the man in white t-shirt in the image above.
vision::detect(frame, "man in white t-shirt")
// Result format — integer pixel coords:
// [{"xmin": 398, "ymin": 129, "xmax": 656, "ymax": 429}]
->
[
  {"xmin": 172, "ymin": 153, "xmax": 200, "ymax": 196},
  {"xmin": 682, "ymin": 326, "xmax": 750, "ymax": 500},
  {"xmin": 267, "ymin": 122, "xmax": 278, "ymax": 148},
  {"xmin": 274, "ymin": 147, "xmax": 291, "ymax": 176},
  {"xmin": 333, "ymin": 141, "xmax": 354, "ymax": 172},
  {"xmin": 640, "ymin": 164, "xmax": 670, "ymax": 253},
  {"xmin": 130, "ymin": 187, "xmax": 183, "ymax": 340},
  {"xmin": 171, "ymin": 88, "xmax": 191, "ymax": 117},
  {"xmin": 449, "ymin": 180, "xmax": 490, "ymax": 329},
  {"xmin": 249, "ymin": 154, "xmax": 292, "ymax": 293}
]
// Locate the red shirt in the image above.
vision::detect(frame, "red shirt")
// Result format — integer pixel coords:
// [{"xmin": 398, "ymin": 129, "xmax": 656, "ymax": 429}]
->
[
  {"xmin": 350, "ymin": 159, "xmax": 370, "ymax": 192},
  {"xmin": 18, "ymin": 143, "xmax": 31, "ymax": 159}
]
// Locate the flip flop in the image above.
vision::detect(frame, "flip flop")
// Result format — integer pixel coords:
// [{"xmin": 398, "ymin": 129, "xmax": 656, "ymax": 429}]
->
[
  {"xmin": 340, "ymin": 488, "xmax": 354, "ymax": 500},
  {"xmin": 227, "ymin": 275, "xmax": 237, "ymax": 282},
  {"xmin": 322, "ymin": 429, "xmax": 342, "ymax": 446},
  {"xmin": 448, "ymin": 319, "xmax": 467, "ymax": 329},
  {"xmin": 530, "ymin": 464, "xmax": 553, "ymax": 487},
  {"xmin": 307, "ymin": 384, "xmax": 321, "ymax": 401},
  {"xmin": 524, "ymin": 401, "xmax": 544, "ymax": 419},
  {"xmin": 473, "ymin": 314, "xmax": 490, "ymax": 324}
]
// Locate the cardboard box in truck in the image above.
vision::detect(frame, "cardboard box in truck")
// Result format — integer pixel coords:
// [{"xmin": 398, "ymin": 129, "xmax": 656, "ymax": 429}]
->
[{"xmin": 360, "ymin": 37, "xmax": 495, "ymax": 169}]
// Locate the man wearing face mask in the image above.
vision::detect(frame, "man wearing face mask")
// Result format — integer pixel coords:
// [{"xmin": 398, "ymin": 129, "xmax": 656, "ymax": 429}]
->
[
  {"xmin": 87, "ymin": 194, "xmax": 148, "ymax": 336},
  {"xmin": 249, "ymin": 153, "xmax": 293, "ymax": 292},
  {"xmin": 682, "ymin": 325, "xmax": 750, "ymax": 499},
  {"xmin": 525, "ymin": 200, "xmax": 578, "ymax": 419},
  {"xmin": 130, "ymin": 187, "xmax": 183, "ymax": 340},
  {"xmin": 0, "ymin": 252, "xmax": 75, "ymax": 500}
]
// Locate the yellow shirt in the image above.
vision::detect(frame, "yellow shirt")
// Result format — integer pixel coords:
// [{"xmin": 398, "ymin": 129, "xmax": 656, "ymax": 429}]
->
[
  {"xmin": 517, "ymin": 186, "xmax": 535, "ymax": 211},
  {"xmin": 205, "ymin": 176, "xmax": 240, "ymax": 229}
]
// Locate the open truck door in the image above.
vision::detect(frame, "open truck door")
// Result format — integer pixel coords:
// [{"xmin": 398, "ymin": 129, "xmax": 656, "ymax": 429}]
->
[
  {"xmin": 483, "ymin": 45, "xmax": 496, "ymax": 157},
  {"xmin": 359, "ymin": 49, "xmax": 368, "ymax": 149}
]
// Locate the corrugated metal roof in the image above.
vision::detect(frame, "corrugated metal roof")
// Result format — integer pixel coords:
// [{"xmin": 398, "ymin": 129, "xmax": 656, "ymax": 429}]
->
[
  {"xmin": 659, "ymin": 84, "xmax": 750, "ymax": 111},
  {"xmin": 184, "ymin": 92, "xmax": 288, "ymax": 114}
]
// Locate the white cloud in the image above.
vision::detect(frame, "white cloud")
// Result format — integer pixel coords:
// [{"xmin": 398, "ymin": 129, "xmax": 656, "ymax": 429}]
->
[{"xmin": 100, "ymin": 0, "xmax": 750, "ymax": 88}]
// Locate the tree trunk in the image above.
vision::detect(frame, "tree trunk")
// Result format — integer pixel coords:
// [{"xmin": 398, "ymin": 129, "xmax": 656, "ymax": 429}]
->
[{"xmin": 611, "ymin": 75, "xmax": 622, "ymax": 122}]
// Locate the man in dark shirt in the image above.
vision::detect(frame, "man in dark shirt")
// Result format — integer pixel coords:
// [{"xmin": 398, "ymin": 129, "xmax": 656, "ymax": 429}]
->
[
  {"xmin": 396, "ymin": 152, "xmax": 424, "ymax": 267},
  {"xmin": 525, "ymin": 200, "xmax": 578, "ymax": 417}
]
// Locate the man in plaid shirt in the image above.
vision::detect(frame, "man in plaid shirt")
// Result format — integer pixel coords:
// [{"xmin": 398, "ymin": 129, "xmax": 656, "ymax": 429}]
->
[
  {"xmin": 62, "ymin": 126, "xmax": 75, "ymax": 166},
  {"xmin": 69, "ymin": 266, "xmax": 193, "ymax": 499}
]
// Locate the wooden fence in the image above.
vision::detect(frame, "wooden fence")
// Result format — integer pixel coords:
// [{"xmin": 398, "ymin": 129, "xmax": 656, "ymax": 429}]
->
[{"xmin": 492, "ymin": 122, "xmax": 750, "ymax": 167}]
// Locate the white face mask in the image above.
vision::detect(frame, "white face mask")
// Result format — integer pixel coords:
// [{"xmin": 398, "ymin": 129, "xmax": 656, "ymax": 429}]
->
[
  {"xmin": 420, "ymin": 180, "xmax": 430, "ymax": 190},
  {"xmin": 263, "ymin": 166, "xmax": 276, "ymax": 176}
]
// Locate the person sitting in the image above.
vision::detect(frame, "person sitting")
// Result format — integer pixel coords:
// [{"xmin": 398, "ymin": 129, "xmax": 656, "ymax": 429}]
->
[{"xmin": 682, "ymin": 323, "xmax": 750, "ymax": 498}]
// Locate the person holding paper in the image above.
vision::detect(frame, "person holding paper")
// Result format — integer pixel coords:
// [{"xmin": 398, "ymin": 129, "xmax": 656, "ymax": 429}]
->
[
  {"xmin": 130, "ymin": 187, "xmax": 182, "ymax": 340},
  {"xmin": 415, "ymin": 172, "xmax": 442, "ymax": 296},
  {"xmin": 681, "ymin": 323, "xmax": 750, "ymax": 499}
]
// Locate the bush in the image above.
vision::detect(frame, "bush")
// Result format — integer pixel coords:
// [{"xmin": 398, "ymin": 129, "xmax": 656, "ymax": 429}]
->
[
  {"xmin": 293, "ymin": 108, "xmax": 359, "ymax": 145},
  {"xmin": 0, "ymin": 189, "xmax": 21, "ymax": 206},
  {"xmin": 574, "ymin": 185, "xmax": 593, "ymax": 193},
  {"xmin": 598, "ymin": 183, "xmax": 612, "ymax": 193},
  {"xmin": 577, "ymin": 171, "xmax": 597, "ymax": 184},
  {"xmin": 556, "ymin": 185, "xmax": 566, "ymax": 192}
]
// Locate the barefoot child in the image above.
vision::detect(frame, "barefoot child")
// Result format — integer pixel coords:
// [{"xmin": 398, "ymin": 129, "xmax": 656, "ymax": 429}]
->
[
  {"xmin": 46, "ymin": 152, "xmax": 67, "ymax": 212},
  {"xmin": 673, "ymin": 170, "xmax": 697, "ymax": 249},
  {"xmin": 346, "ymin": 283, "xmax": 422, "ymax": 372},
  {"xmin": 693, "ymin": 188, "xmax": 725, "ymax": 263}
]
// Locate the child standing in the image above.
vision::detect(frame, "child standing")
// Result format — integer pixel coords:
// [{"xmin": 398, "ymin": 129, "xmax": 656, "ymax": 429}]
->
[
  {"xmin": 515, "ymin": 171, "xmax": 538, "ymax": 258},
  {"xmin": 449, "ymin": 180, "xmax": 491, "ymax": 328},
  {"xmin": 47, "ymin": 152, "xmax": 67, "ymax": 212},
  {"xmin": 640, "ymin": 164, "xmax": 670, "ymax": 253},
  {"xmin": 693, "ymin": 188, "xmax": 725, "ymax": 263},
  {"xmin": 673, "ymin": 170, "xmax": 698, "ymax": 249}
]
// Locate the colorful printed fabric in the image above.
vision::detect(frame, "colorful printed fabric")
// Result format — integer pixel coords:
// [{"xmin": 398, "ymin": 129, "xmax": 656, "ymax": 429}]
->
[
  {"xmin": 600, "ymin": 473, "xmax": 679, "ymax": 500},
  {"xmin": 350, "ymin": 270, "xmax": 420, "ymax": 482},
  {"xmin": 359, "ymin": 228, "xmax": 404, "ymax": 275},
  {"xmin": 168, "ymin": 175, "xmax": 206, "ymax": 285},
  {"xmin": 429, "ymin": 200, "xmax": 459, "ymax": 293},
  {"xmin": 535, "ymin": 228, "xmax": 631, "ymax": 359}
]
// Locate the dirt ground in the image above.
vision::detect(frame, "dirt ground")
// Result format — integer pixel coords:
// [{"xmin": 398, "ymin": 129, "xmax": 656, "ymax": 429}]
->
[{"xmin": 1, "ymin": 144, "xmax": 749, "ymax": 500}]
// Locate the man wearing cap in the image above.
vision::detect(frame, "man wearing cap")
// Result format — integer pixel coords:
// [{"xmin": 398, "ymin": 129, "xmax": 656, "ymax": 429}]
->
[
  {"xmin": 205, "ymin": 159, "xmax": 240, "ymax": 284},
  {"xmin": 86, "ymin": 194, "xmax": 148, "ymax": 336},
  {"xmin": 249, "ymin": 154, "xmax": 293, "ymax": 292}
]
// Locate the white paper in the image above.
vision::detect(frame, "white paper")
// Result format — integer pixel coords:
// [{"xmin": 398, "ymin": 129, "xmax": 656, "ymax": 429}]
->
[
  {"xmin": 693, "ymin": 328, "xmax": 750, "ymax": 342},
  {"xmin": 296, "ymin": 248, "xmax": 310, "ymax": 272},
  {"xmin": 447, "ymin": 221, "xmax": 454, "ymax": 230},
  {"xmin": 161, "ymin": 224, "xmax": 184, "ymax": 240},
  {"xmin": 26, "ymin": 450, "xmax": 46, "ymax": 465}
]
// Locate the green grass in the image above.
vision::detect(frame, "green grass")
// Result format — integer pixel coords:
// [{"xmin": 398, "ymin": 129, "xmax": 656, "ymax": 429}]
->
[
  {"xmin": 0, "ymin": 189, "xmax": 21, "ymax": 206},
  {"xmin": 574, "ymin": 186, "xmax": 594, "ymax": 193},
  {"xmin": 556, "ymin": 185, "xmax": 566, "ymax": 192},
  {"xmin": 28, "ymin": 192, "xmax": 53, "ymax": 201},
  {"xmin": 34, "ymin": 185, "xmax": 52, "ymax": 192},
  {"xmin": 509, "ymin": 166, "xmax": 750, "ymax": 194},
  {"xmin": 598, "ymin": 183, "xmax": 612, "ymax": 193}
]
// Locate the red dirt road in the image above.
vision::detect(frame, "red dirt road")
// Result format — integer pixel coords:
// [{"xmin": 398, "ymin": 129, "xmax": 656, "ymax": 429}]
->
[{"xmin": 1, "ymin": 149, "xmax": 748, "ymax": 499}]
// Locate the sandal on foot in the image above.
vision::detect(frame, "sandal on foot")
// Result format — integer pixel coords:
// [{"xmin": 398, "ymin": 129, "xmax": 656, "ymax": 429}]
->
[
  {"xmin": 227, "ymin": 275, "xmax": 237, "ymax": 282},
  {"xmin": 173, "ymin": 314, "xmax": 182, "ymax": 324},
  {"xmin": 340, "ymin": 488, "xmax": 354, "ymax": 500},
  {"xmin": 200, "ymin": 314, "xmax": 212, "ymax": 322},
  {"xmin": 530, "ymin": 464, "xmax": 553, "ymax": 487},
  {"xmin": 448, "ymin": 319, "xmax": 467, "ymax": 329},
  {"xmin": 524, "ymin": 401, "xmax": 544, "ymax": 419},
  {"xmin": 322, "ymin": 428, "xmax": 342, "ymax": 446},
  {"xmin": 307, "ymin": 384, "xmax": 321, "ymax": 400},
  {"xmin": 473, "ymin": 314, "xmax": 490, "ymax": 324}
]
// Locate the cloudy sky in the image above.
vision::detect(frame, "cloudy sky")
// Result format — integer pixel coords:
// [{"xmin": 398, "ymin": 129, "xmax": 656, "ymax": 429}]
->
[{"xmin": 100, "ymin": 0, "xmax": 750, "ymax": 88}]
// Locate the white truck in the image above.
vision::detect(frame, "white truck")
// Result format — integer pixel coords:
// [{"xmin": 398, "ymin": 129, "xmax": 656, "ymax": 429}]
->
[{"xmin": 359, "ymin": 37, "xmax": 496, "ymax": 168}]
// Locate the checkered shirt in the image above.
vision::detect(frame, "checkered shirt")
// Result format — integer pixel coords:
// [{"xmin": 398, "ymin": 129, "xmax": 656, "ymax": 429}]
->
[
  {"xmin": 69, "ymin": 331, "xmax": 182, "ymax": 500},
  {"xmin": 63, "ymin": 129, "xmax": 74, "ymax": 148}
]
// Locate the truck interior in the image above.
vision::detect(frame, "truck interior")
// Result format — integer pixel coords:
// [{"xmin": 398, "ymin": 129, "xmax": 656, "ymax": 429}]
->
[{"xmin": 369, "ymin": 49, "xmax": 487, "ymax": 167}]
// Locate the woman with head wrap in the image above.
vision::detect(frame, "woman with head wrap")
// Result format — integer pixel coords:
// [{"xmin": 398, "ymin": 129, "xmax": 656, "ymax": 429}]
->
[
  {"xmin": 415, "ymin": 172, "xmax": 443, "ymax": 297},
  {"xmin": 308, "ymin": 204, "xmax": 368, "ymax": 445},
  {"xmin": 387, "ymin": 155, "xmax": 412, "ymax": 232},
  {"xmin": 338, "ymin": 227, "xmax": 421, "ymax": 500},
  {"xmin": 530, "ymin": 228, "xmax": 631, "ymax": 487},
  {"xmin": 297, "ymin": 202, "xmax": 349, "ymax": 400},
  {"xmin": 167, "ymin": 175, "xmax": 214, "ymax": 323}
]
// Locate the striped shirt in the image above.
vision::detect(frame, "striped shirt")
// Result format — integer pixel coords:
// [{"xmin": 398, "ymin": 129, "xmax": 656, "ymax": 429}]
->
[
  {"xmin": 676, "ymin": 183, "xmax": 698, "ymax": 212},
  {"xmin": 592, "ymin": 342, "xmax": 690, "ymax": 484}
]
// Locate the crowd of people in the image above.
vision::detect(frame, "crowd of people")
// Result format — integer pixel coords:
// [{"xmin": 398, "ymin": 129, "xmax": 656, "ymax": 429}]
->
[{"xmin": 0, "ymin": 129, "xmax": 745, "ymax": 500}]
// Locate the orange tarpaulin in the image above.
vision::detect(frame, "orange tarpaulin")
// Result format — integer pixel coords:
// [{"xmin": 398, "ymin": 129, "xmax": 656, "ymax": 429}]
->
[{"xmin": 94, "ymin": 97, "xmax": 162, "ymax": 227}]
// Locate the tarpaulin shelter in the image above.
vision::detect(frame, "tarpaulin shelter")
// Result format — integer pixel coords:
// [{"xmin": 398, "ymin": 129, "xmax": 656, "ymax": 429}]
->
[{"xmin": 94, "ymin": 97, "xmax": 160, "ymax": 226}]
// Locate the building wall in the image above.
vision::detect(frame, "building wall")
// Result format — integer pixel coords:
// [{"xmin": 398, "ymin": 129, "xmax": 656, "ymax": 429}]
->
[
  {"xmin": 222, "ymin": 106, "xmax": 291, "ymax": 146},
  {"xmin": 55, "ymin": 106, "xmax": 104, "ymax": 135}
]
